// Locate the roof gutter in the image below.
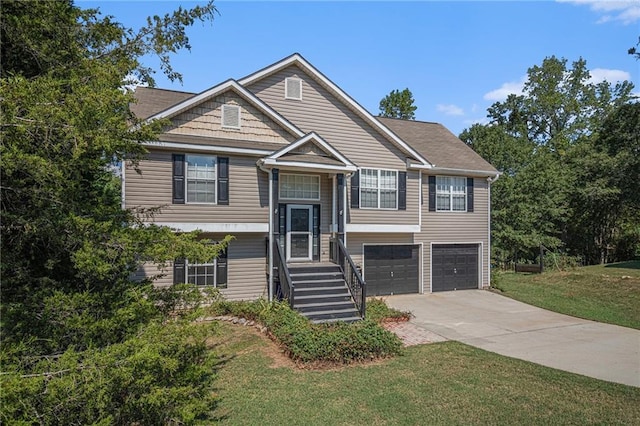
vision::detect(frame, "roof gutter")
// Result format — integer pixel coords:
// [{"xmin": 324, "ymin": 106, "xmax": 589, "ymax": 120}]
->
[{"xmin": 427, "ymin": 166, "xmax": 500, "ymax": 178}]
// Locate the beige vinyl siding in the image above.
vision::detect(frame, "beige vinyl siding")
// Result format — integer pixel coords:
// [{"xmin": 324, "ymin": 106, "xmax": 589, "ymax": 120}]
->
[
  {"xmin": 248, "ymin": 66, "xmax": 420, "ymax": 227},
  {"xmin": 125, "ymin": 150, "xmax": 269, "ymax": 223},
  {"xmin": 416, "ymin": 177, "xmax": 490, "ymax": 290},
  {"xmin": 347, "ymin": 169, "xmax": 420, "ymax": 226},
  {"xmin": 135, "ymin": 234, "xmax": 268, "ymax": 300},
  {"xmin": 133, "ymin": 262, "xmax": 173, "ymax": 288},
  {"xmin": 167, "ymin": 90, "xmax": 296, "ymax": 144},
  {"xmin": 247, "ymin": 65, "xmax": 409, "ymax": 170},
  {"xmin": 223, "ymin": 233, "xmax": 268, "ymax": 300},
  {"xmin": 346, "ymin": 233, "xmax": 414, "ymax": 267}
]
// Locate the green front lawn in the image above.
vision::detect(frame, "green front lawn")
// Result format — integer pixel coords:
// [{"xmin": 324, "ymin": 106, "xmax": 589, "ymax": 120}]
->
[
  {"xmin": 212, "ymin": 324, "xmax": 640, "ymax": 425},
  {"xmin": 492, "ymin": 261, "xmax": 640, "ymax": 329}
]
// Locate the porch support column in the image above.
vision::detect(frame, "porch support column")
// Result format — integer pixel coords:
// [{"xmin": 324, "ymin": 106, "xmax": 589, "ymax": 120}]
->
[
  {"xmin": 268, "ymin": 168, "xmax": 279, "ymax": 301},
  {"xmin": 337, "ymin": 173, "xmax": 345, "ymax": 242}
]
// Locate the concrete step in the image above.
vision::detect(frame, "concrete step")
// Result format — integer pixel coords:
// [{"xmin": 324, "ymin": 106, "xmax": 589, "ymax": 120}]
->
[
  {"xmin": 291, "ymin": 278, "xmax": 345, "ymax": 288},
  {"xmin": 294, "ymin": 286, "xmax": 350, "ymax": 296},
  {"xmin": 293, "ymin": 300, "xmax": 355, "ymax": 310},
  {"xmin": 294, "ymin": 293, "xmax": 353, "ymax": 304},
  {"xmin": 303, "ymin": 309, "xmax": 362, "ymax": 322},
  {"xmin": 312, "ymin": 316, "xmax": 362, "ymax": 324},
  {"xmin": 287, "ymin": 264, "xmax": 341, "ymax": 275}
]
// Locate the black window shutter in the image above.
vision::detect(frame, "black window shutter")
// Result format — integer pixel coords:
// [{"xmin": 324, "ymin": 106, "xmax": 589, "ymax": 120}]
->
[
  {"xmin": 467, "ymin": 177, "xmax": 474, "ymax": 213},
  {"xmin": 172, "ymin": 154, "xmax": 185, "ymax": 204},
  {"xmin": 217, "ymin": 157, "xmax": 229, "ymax": 205},
  {"xmin": 173, "ymin": 258, "xmax": 185, "ymax": 284},
  {"xmin": 216, "ymin": 249, "xmax": 228, "ymax": 288},
  {"xmin": 398, "ymin": 171, "xmax": 407, "ymax": 210},
  {"xmin": 350, "ymin": 170, "xmax": 360, "ymax": 209},
  {"xmin": 428, "ymin": 176, "xmax": 436, "ymax": 212}
]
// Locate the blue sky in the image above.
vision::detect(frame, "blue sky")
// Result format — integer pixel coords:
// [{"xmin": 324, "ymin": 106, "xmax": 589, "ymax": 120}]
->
[{"xmin": 81, "ymin": 1, "xmax": 639, "ymax": 135}]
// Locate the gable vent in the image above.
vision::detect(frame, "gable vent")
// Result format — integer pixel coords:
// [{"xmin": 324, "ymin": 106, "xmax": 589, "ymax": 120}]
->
[
  {"xmin": 222, "ymin": 104, "xmax": 241, "ymax": 129},
  {"xmin": 285, "ymin": 77, "xmax": 302, "ymax": 100}
]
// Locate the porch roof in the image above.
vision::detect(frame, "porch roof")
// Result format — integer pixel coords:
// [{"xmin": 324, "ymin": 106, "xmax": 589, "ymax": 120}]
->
[{"xmin": 258, "ymin": 132, "xmax": 358, "ymax": 173}]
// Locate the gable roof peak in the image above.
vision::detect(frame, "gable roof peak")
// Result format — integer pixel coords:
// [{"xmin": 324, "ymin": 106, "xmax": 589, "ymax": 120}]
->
[
  {"xmin": 239, "ymin": 53, "xmax": 432, "ymax": 168},
  {"xmin": 140, "ymin": 78, "xmax": 304, "ymax": 139}
]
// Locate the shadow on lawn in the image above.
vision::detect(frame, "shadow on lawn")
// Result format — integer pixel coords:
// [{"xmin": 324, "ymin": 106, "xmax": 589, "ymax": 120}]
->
[{"xmin": 604, "ymin": 260, "xmax": 640, "ymax": 270}]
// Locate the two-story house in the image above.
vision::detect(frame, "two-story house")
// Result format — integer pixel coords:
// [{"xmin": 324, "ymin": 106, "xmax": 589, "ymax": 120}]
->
[{"xmin": 126, "ymin": 53, "xmax": 499, "ymax": 322}]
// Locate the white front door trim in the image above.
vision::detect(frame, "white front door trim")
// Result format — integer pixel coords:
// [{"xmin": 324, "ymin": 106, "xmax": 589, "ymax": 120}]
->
[{"xmin": 286, "ymin": 204, "xmax": 313, "ymax": 262}]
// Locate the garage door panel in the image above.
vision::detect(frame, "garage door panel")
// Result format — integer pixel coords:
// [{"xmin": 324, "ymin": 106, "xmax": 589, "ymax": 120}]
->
[
  {"xmin": 432, "ymin": 244, "xmax": 479, "ymax": 292},
  {"xmin": 364, "ymin": 245, "xmax": 419, "ymax": 296}
]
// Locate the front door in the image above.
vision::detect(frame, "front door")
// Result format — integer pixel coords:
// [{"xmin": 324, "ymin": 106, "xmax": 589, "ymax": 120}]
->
[{"xmin": 286, "ymin": 205, "xmax": 313, "ymax": 262}]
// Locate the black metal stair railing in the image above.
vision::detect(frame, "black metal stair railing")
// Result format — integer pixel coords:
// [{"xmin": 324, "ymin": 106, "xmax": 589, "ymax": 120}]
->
[
  {"xmin": 330, "ymin": 237, "xmax": 366, "ymax": 318},
  {"xmin": 273, "ymin": 240, "xmax": 294, "ymax": 306}
]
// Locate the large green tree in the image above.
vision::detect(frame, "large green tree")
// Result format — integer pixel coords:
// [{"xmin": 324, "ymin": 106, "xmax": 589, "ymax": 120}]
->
[
  {"xmin": 462, "ymin": 56, "xmax": 636, "ymax": 266},
  {"xmin": 378, "ymin": 88, "xmax": 417, "ymax": 120},
  {"xmin": 1, "ymin": 1, "xmax": 231, "ymax": 423}
]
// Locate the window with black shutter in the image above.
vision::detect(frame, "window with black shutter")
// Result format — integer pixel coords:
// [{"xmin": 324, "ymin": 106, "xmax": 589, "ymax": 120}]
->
[{"xmin": 172, "ymin": 154, "xmax": 230, "ymax": 205}]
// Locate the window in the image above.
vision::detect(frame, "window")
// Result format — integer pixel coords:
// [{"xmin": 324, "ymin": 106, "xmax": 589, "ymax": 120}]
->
[
  {"xmin": 185, "ymin": 250, "xmax": 227, "ymax": 288},
  {"xmin": 436, "ymin": 176, "xmax": 466, "ymax": 211},
  {"xmin": 222, "ymin": 104, "xmax": 241, "ymax": 129},
  {"xmin": 360, "ymin": 169, "xmax": 398, "ymax": 209},
  {"xmin": 280, "ymin": 174, "xmax": 320, "ymax": 200},
  {"xmin": 285, "ymin": 77, "xmax": 302, "ymax": 100},
  {"xmin": 186, "ymin": 154, "xmax": 216, "ymax": 203}
]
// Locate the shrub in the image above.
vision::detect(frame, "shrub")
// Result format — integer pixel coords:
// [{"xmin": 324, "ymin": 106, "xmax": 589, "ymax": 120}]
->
[
  {"xmin": 544, "ymin": 252, "xmax": 583, "ymax": 271},
  {"xmin": 1, "ymin": 319, "xmax": 220, "ymax": 425},
  {"xmin": 366, "ymin": 298, "xmax": 412, "ymax": 323},
  {"xmin": 208, "ymin": 300, "xmax": 403, "ymax": 364}
]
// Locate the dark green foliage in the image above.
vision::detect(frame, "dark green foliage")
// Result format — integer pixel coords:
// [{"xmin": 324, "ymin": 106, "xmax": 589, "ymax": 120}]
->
[
  {"xmin": 462, "ymin": 56, "xmax": 637, "ymax": 267},
  {"xmin": 365, "ymin": 298, "xmax": 412, "ymax": 323},
  {"xmin": 1, "ymin": 1, "xmax": 224, "ymax": 423},
  {"xmin": 1, "ymin": 317, "xmax": 220, "ymax": 425},
  {"xmin": 378, "ymin": 88, "xmax": 418, "ymax": 120},
  {"xmin": 211, "ymin": 300, "xmax": 404, "ymax": 363}
]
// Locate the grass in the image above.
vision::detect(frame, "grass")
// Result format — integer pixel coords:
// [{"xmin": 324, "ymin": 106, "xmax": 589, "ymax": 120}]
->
[
  {"xmin": 210, "ymin": 323, "xmax": 640, "ymax": 425},
  {"xmin": 492, "ymin": 260, "xmax": 640, "ymax": 329}
]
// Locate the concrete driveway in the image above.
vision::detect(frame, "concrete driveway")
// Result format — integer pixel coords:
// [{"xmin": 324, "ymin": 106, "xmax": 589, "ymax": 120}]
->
[{"xmin": 385, "ymin": 290, "xmax": 640, "ymax": 387}]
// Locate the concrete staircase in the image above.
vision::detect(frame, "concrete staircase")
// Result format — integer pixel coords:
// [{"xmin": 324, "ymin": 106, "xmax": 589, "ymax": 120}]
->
[{"xmin": 288, "ymin": 263, "xmax": 362, "ymax": 324}]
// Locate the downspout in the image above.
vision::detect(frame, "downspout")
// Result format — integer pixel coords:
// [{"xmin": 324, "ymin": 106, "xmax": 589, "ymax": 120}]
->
[
  {"xmin": 257, "ymin": 160, "xmax": 275, "ymax": 301},
  {"xmin": 268, "ymin": 168, "xmax": 274, "ymax": 301},
  {"xmin": 486, "ymin": 173, "xmax": 500, "ymax": 288}
]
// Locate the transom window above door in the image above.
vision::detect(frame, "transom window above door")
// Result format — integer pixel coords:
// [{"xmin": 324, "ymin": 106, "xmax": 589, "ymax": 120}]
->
[{"xmin": 280, "ymin": 174, "xmax": 320, "ymax": 200}]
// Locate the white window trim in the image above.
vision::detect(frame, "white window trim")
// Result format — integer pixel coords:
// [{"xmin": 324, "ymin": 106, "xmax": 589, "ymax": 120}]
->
[
  {"xmin": 284, "ymin": 77, "xmax": 302, "ymax": 100},
  {"xmin": 221, "ymin": 104, "xmax": 241, "ymax": 129},
  {"xmin": 185, "ymin": 257, "xmax": 225, "ymax": 288},
  {"xmin": 359, "ymin": 168, "xmax": 398, "ymax": 210},
  {"xmin": 436, "ymin": 175, "xmax": 467, "ymax": 212},
  {"xmin": 185, "ymin": 154, "xmax": 217, "ymax": 205},
  {"xmin": 279, "ymin": 173, "xmax": 321, "ymax": 201}
]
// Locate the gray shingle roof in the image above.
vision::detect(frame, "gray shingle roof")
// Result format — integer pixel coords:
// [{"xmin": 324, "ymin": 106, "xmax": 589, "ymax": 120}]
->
[
  {"xmin": 131, "ymin": 87, "xmax": 497, "ymax": 175},
  {"xmin": 131, "ymin": 87, "xmax": 195, "ymax": 120},
  {"xmin": 378, "ymin": 117, "xmax": 497, "ymax": 174}
]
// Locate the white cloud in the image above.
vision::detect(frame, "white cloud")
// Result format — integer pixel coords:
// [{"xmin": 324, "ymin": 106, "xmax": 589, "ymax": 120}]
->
[
  {"xmin": 463, "ymin": 117, "xmax": 490, "ymax": 126},
  {"xmin": 559, "ymin": 0, "xmax": 640, "ymax": 24},
  {"xmin": 483, "ymin": 76, "xmax": 526, "ymax": 102},
  {"xmin": 436, "ymin": 104, "xmax": 464, "ymax": 116},
  {"xmin": 588, "ymin": 68, "xmax": 631, "ymax": 83}
]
